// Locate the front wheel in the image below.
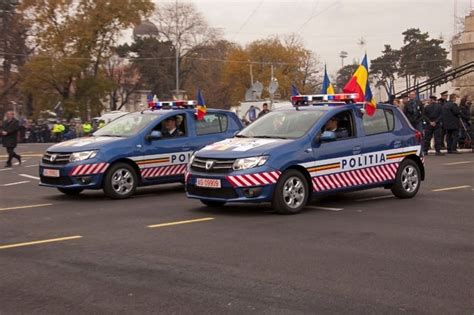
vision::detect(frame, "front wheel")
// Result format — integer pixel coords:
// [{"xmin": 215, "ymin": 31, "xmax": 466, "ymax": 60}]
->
[
  {"xmin": 57, "ymin": 188, "xmax": 83, "ymax": 195},
  {"xmin": 103, "ymin": 163, "xmax": 138, "ymax": 199},
  {"xmin": 272, "ymin": 169, "xmax": 309, "ymax": 214},
  {"xmin": 391, "ymin": 159, "xmax": 421, "ymax": 198},
  {"xmin": 200, "ymin": 200, "xmax": 226, "ymax": 207}
]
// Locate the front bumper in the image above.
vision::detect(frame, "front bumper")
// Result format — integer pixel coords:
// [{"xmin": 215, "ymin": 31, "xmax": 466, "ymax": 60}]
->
[
  {"xmin": 39, "ymin": 161, "xmax": 108, "ymax": 190},
  {"xmin": 185, "ymin": 168, "xmax": 281, "ymax": 203}
]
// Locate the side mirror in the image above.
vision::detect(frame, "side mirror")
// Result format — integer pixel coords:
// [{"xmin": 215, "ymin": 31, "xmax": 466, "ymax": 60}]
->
[
  {"xmin": 145, "ymin": 130, "xmax": 162, "ymax": 141},
  {"xmin": 320, "ymin": 131, "xmax": 337, "ymax": 142}
]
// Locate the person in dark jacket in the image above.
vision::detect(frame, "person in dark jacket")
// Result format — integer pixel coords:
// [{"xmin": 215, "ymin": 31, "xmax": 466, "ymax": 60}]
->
[
  {"xmin": 438, "ymin": 91, "xmax": 449, "ymax": 149},
  {"xmin": 403, "ymin": 91, "xmax": 425, "ymax": 150},
  {"xmin": 1, "ymin": 111, "xmax": 22, "ymax": 167},
  {"xmin": 441, "ymin": 94, "xmax": 461, "ymax": 154},
  {"xmin": 459, "ymin": 95, "xmax": 473, "ymax": 151},
  {"xmin": 423, "ymin": 96, "xmax": 443, "ymax": 155}
]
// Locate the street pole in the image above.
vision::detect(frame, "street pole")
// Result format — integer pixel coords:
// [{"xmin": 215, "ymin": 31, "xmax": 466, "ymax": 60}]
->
[{"xmin": 175, "ymin": 0, "xmax": 179, "ymax": 99}]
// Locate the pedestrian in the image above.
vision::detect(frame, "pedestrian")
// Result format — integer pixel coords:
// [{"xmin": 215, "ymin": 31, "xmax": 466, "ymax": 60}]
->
[
  {"xmin": 1, "ymin": 110, "xmax": 22, "ymax": 168},
  {"xmin": 459, "ymin": 95, "xmax": 473, "ymax": 151},
  {"xmin": 423, "ymin": 96, "xmax": 443, "ymax": 155},
  {"xmin": 438, "ymin": 91, "xmax": 449, "ymax": 149},
  {"xmin": 82, "ymin": 121, "xmax": 93, "ymax": 136},
  {"xmin": 403, "ymin": 91, "xmax": 425, "ymax": 149},
  {"xmin": 258, "ymin": 103, "xmax": 270, "ymax": 118},
  {"xmin": 441, "ymin": 93, "xmax": 461, "ymax": 154}
]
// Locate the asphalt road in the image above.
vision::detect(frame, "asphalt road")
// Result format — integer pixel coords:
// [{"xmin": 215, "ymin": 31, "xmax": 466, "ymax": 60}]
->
[{"xmin": 1, "ymin": 144, "xmax": 473, "ymax": 314}]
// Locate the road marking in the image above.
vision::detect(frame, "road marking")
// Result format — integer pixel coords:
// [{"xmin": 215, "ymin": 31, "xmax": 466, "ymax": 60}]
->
[
  {"xmin": 356, "ymin": 195, "xmax": 394, "ymax": 202},
  {"xmin": 0, "ymin": 203, "xmax": 53, "ymax": 212},
  {"xmin": 306, "ymin": 206, "xmax": 343, "ymax": 211},
  {"xmin": 19, "ymin": 174, "xmax": 40, "ymax": 180},
  {"xmin": 24, "ymin": 164, "xmax": 39, "ymax": 168},
  {"xmin": 432, "ymin": 185, "xmax": 471, "ymax": 192},
  {"xmin": 0, "ymin": 235, "xmax": 82, "ymax": 250},
  {"xmin": 443, "ymin": 161, "xmax": 474, "ymax": 166},
  {"xmin": 147, "ymin": 217, "xmax": 215, "ymax": 228},
  {"xmin": 1, "ymin": 181, "xmax": 30, "ymax": 187}
]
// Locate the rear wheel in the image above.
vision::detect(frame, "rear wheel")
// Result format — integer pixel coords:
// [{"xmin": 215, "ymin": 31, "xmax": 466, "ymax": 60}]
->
[
  {"xmin": 200, "ymin": 200, "xmax": 226, "ymax": 207},
  {"xmin": 272, "ymin": 169, "xmax": 309, "ymax": 214},
  {"xmin": 57, "ymin": 188, "xmax": 83, "ymax": 195},
  {"xmin": 103, "ymin": 163, "xmax": 138, "ymax": 199},
  {"xmin": 391, "ymin": 159, "xmax": 421, "ymax": 198}
]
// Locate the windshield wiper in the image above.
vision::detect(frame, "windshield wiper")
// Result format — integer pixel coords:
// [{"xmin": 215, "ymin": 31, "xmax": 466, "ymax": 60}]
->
[{"xmin": 253, "ymin": 135, "xmax": 289, "ymax": 139}]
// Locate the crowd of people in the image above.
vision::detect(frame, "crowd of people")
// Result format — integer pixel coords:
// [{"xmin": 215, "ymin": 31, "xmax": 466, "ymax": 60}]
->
[
  {"xmin": 392, "ymin": 91, "xmax": 473, "ymax": 155},
  {"xmin": 1, "ymin": 118, "xmax": 103, "ymax": 144}
]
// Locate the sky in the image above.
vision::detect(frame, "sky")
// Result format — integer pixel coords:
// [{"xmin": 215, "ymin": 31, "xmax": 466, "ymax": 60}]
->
[{"xmin": 157, "ymin": 0, "xmax": 473, "ymax": 75}]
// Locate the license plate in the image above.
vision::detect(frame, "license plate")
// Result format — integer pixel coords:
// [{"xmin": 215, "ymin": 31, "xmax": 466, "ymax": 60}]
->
[
  {"xmin": 43, "ymin": 168, "xmax": 60, "ymax": 177},
  {"xmin": 196, "ymin": 178, "xmax": 221, "ymax": 188}
]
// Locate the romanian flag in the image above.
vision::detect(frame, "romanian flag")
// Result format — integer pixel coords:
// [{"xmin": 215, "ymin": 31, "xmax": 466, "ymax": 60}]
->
[
  {"xmin": 196, "ymin": 89, "xmax": 207, "ymax": 120},
  {"xmin": 321, "ymin": 65, "xmax": 335, "ymax": 95},
  {"xmin": 291, "ymin": 84, "xmax": 300, "ymax": 96},
  {"xmin": 343, "ymin": 54, "xmax": 377, "ymax": 116}
]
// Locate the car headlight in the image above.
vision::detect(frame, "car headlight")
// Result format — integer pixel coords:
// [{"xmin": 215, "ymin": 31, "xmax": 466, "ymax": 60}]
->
[
  {"xmin": 69, "ymin": 150, "xmax": 98, "ymax": 162},
  {"xmin": 233, "ymin": 156, "xmax": 268, "ymax": 171}
]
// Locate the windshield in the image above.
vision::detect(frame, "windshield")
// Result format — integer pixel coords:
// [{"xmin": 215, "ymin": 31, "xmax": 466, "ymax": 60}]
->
[
  {"xmin": 238, "ymin": 110, "xmax": 325, "ymax": 139},
  {"xmin": 93, "ymin": 112, "xmax": 160, "ymax": 137}
]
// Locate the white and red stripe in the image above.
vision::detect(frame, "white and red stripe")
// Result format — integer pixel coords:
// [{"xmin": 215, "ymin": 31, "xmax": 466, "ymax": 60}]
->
[
  {"xmin": 226, "ymin": 171, "xmax": 281, "ymax": 188},
  {"xmin": 141, "ymin": 164, "xmax": 187, "ymax": 179},
  {"xmin": 312, "ymin": 163, "xmax": 399, "ymax": 192},
  {"xmin": 70, "ymin": 163, "xmax": 109, "ymax": 176}
]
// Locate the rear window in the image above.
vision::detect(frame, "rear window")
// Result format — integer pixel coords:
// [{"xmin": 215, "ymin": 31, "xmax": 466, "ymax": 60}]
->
[{"xmin": 363, "ymin": 109, "xmax": 395, "ymax": 135}]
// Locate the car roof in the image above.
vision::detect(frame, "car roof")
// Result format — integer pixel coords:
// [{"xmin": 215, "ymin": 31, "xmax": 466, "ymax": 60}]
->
[{"xmin": 138, "ymin": 108, "xmax": 233, "ymax": 115}]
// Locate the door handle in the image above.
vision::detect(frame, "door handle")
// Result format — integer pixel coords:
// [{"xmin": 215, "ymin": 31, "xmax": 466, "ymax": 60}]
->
[{"xmin": 352, "ymin": 146, "xmax": 361, "ymax": 155}]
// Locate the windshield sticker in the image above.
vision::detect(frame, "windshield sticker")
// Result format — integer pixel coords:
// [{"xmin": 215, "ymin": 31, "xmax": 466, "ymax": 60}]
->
[{"xmin": 202, "ymin": 138, "xmax": 277, "ymax": 152}]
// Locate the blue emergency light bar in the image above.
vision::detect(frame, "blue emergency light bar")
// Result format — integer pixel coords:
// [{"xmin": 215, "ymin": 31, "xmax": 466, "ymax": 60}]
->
[
  {"xmin": 291, "ymin": 93, "xmax": 360, "ymax": 106},
  {"xmin": 148, "ymin": 100, "xmax": 198, "ymax": 110}
]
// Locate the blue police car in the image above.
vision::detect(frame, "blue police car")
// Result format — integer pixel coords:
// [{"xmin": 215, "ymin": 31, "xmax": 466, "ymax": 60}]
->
[
  {"xmin": 186, "ymin": 94, "xmax": 425, "ymax": 214},
  {"xmin": 39, "ymin": 101, "xmax": 243, "ymax": 199}
]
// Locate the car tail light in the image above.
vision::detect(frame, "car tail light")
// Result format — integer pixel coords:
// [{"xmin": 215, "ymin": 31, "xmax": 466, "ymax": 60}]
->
[{"xmin": 414, "ymin": 130, "xmax": 422, "ymax": 144}]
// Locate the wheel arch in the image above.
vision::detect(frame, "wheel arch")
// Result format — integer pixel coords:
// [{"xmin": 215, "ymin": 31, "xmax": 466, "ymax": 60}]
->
[
  {"xmin": 281, "ymin": 165, "xmax": 313, "ymax": 190},
  {"xmin": 105, "ymin": 158, "xmax": 142, "ymax": 183}
]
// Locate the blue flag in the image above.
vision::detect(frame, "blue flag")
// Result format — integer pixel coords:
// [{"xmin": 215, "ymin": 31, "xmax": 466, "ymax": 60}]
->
[{"xmin": 291, "ymin": 84, "xmax": 300, "ymax": 97}]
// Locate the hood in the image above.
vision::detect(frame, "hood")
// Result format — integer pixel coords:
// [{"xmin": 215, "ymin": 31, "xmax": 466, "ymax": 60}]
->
[
  {"xmin": 47, "ymin": 136, "xmax": 124, "ymax": 152},
  {"xmin": 197, "ymin": 137, "xmax": 293, "ymax": 159}
]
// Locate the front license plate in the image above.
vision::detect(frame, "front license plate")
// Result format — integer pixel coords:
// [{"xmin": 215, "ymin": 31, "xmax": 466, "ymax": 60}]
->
[
  {"xmin": 196, "ymin": 178, "xmax": 221, "ymax": 189},
  {"xmin": 43, "ymin": 168, "xmax": 60, "ymax": 177}
]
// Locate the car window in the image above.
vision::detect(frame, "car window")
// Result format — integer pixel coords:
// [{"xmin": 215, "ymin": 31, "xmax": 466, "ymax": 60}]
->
[
  {"xmin": 363, "ymin": 109, "xmax": 391, "ymax": 135},
  {"xmin": 153, "ymin": 114, "xmax": 187, "ymax": 138},
  {"xmin": 321, "ymin": 110, "xmax": 355, "ymax": 140},
  {"xmin": 385, "ymin": 109, "xmax": 395, "ymax": 131},
  {"xmin": 196, "ymin": 113, "xmax": 228, "ymax": 135}
]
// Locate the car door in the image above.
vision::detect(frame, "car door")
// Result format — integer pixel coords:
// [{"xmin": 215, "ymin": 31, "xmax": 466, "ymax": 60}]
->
[
  {"xmin": 193, "ymin": 112, "xmax": 234, "ymax": 149},
  {"xmin": 139, "ymin": 112, "xmax": 194, "ymax": 182},
  {"xmin": 360, "ymin": 107, "xmax": 398, "ymax": 184},
  {"xmin": 310, "ymin": 109, "xmax": 362, "ymax": 191}
]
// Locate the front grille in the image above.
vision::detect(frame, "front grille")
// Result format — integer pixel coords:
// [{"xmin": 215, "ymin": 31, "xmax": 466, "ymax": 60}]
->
[
  {"xmin": 40, "ymin": 176, "xmax": 73, "ymax": 186},
  {"xmin": 187, "ymin": 185, "xmax": 238, "ymax": 199},
  {"xmin": 191, "ymin": 157, "xmax": 235, "ymax": 174},
  {"xmin": 42, "ymin": 152, "xmax": 72, "ymax": 165}
]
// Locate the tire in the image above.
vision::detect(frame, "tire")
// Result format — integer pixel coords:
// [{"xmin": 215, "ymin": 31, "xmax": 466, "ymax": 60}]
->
[
  {"xmin": 272, "ymin": 169, "xmax": 309, "ymax": 214},
  {"xmin": 391, "ymin": 159, "xmax": 421, "ymax": 199},
  {"xmin": 200, "ymin": 200, "xmax": 226, "ymax": 207},
  {"xmin": 103, "ymin": 162, "xmax": 138, "ymax": 199},
  {"xmin": 57, "ymin": 188, "xmax": 83, "ymax": 195}
]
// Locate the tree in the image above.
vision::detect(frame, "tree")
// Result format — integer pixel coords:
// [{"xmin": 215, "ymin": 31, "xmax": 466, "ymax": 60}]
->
[
  {"xmin": 0, "ymin": 0, "xmax": 29, "ymax": 116},
  {"xmin": 220, "ymin": 36, "xmax": 321, "ymax": 106},
  {"xmin": 370, "ymin": 45, "xmax": 401, "ymax": 96},
  {"xmin": 117, "ymin": 37, "xmax": 176, "ymax": 99},
  {"xmin": 399, "ymin": 28, "xmax": 450, "ymax": 89},
  {"xmin": 19, "ymin": 0, "xmax": 154, "ymax": 119},
  {"xmin": 152, "ymin": 2, "xmax": 221, "ymax": 95},
  {"xmin": 335, "ymin": 64, "xmax": 358, "ymax": 92}
]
